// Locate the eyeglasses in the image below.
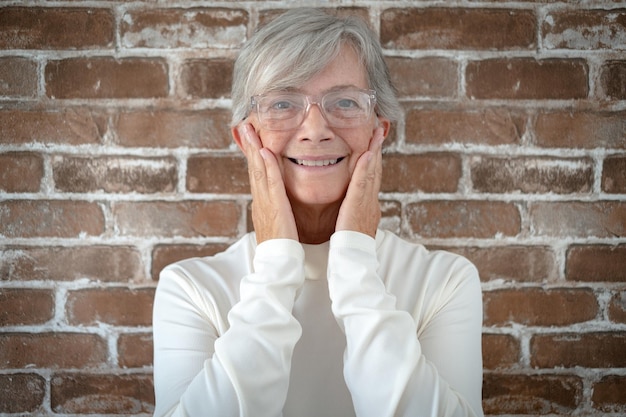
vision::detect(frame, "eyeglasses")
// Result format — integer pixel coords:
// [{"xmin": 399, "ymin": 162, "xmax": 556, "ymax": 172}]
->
[{"xmin": 250, "ymin": 89, "xmax": 377, "ymax": 131}]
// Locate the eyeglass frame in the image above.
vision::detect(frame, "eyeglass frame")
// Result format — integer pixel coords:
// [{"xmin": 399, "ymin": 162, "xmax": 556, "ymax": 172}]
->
[{"xmin": 248, "ymin": 88, "xmax": 378, "ymax": 131}]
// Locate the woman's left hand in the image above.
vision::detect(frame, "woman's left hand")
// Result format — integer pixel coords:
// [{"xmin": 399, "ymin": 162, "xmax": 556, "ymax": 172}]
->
[{"xmin": 335, "ymin": 127, "xmax": 386, "ymax": 238}]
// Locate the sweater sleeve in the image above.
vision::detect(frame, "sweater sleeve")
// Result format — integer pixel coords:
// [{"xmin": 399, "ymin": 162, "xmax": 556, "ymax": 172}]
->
[
  {"xmin": 327, "ymin": 231, "xmax": 484, "ymax": 417},
  {"xmin": 153, "ymin": 238, "xmax": 305, "ymax": 417}
]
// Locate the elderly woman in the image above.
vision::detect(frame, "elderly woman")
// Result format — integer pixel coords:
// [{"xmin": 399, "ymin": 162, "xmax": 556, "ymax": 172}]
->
[{"xmin": 153, "ymin": 8, "xmax": 484, "ymax": 417}]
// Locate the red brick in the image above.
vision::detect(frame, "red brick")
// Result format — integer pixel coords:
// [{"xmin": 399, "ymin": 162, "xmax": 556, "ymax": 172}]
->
[
  {"xmin": 51, "ymin": 373, "xmax": 154, "ymax": 414},
  {"xmin": 466, "ymin": 58, "xmax": 588, "ymax": 99},
  {"xmin": 258, "ymin": 8, "xmax": 369, "ymax": 28},
  {"xmin": 0, "ymin": 152, "xmax": 43, "ymax": 192},
  {"xmin": 0, "ymin": 7, "xmax": 114, "ymax": 49},
  {"xmin": 0, "ymin": 108, "xmax": 106, "ymax": 145},
  {"xmin": 600, "ymin": 61, "xmax": 626, "ymax": 100},
  {"xmin": 484, "ymin": 288, "xmax": 598, "ymax": 326},
  {"xmin": 0, "ymin": 289, "xmax": 54, "ymax": 326},
  {"xmin": 0, "ymin": 57, "xmax": 37, "ymax": 97},
  {"xmin": 66, "ymin": 288, "xmax": 155, "ymax": 327},
  {"xmin": 118, "ymin": 333, "xmax": 153, "ymax": 368},
  {"xmin": 405, "ymin": 107, "xmax": 526, "ymax": 146},
  {"xmin": 45, "ymin": 57, "xmax": 168, "ymax": 99},
  {"xmin": 113, "ymin": 109, "xmax": 232, "ymax": 149},
  {"xmin": 602, "ymin": 155, "xmax": 626, "ymax": 193},
  {"xmin": 592, "ymin": 375, "xmax": 626, "ymax": 413},
  {"xmin": 608, "ymin": 291, "xmax": 626, "ymax": 324},
  {"xmin": 0, "ymin": 333, "xmax": 107, "ymax": 369},
  {"xmin": 381, "ymin": 8, "xmax": 536, "ymax": 50},
  {"xmin": 566, "ymin": 244, "xmax": 626, "ymax": 282},
  {"xmin": 407, "ymin": 201, "xmax": 520, "ymax": 238},
  {"xmin": 152, "ymin": 244, "xmax": 229, "ymax": 281},
  {"xmin": 543, "ymin": 9, "xmax": 626, "ymax": 50},
  {"xmin": 534, "ymin": 110, "xmax": 626, "ymax": 149},
  {"xmin": 483, "ymin": 373, "xmax": 583, "ymax": 414},
  {"xmin": 180, "ymin": 59, "xmax": 233, "ymax": 99},
  {"xmin": 530, "ymin": 202, "xmax": 626, "ymax": 239},
  {"xmin": 0, "ymin": 373, "xmax": 45, "ymax": 413},
  {"xmin": 443, "ymin": 245, "xmax": 557, "ymax": 282},
  {"xmin": 471, "ymin": 156, "xmax": 594, "ymax": 194},
  {"xmin": 482, "ymin": 334, "xmax": 520, "ymax": 370},
  {"xmin": 112, "ymin": 201, "xmax": 240, "ymax": 238},
  {"xmin": 52, "ymin": 156, "xmax": 177, "ymax": 193},
  {"xmin": 379, "ymin": 199, "xmax": 402, "ymax": 234},
  {"xmin": 0, "ymin": 200, "xmax": 104, "ymax": 238},
  {"xmin": 187, "ymin": 154, "xmax": 249, "ymax": 194},
  {"xmin": 531, "ymin": 332, "xmax": 626, "ymax": 368},
  {"xmin": 0, "ymin": 246, "xmax": 144, "ymax": 282},
  {"xmin": 381, "ymin": 153, "xmax": 461, "ymax": 193},
  {"xmin": 386, "ymin": 57, "xmax": 458, "ymax": 98},
  {"xmin": 120, "ymin": 8, "xmax": 247, "ymax": 49}
]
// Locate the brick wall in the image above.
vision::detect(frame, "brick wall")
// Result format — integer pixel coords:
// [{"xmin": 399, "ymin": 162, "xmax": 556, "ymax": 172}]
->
[{"xmin": 0, "ymin": 1, "xmax": 624, "ymax": 415}]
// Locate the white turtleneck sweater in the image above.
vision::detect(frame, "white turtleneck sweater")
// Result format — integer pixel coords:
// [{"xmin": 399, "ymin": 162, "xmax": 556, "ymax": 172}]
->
[{"xmin": 153, "ymin": 230, "xmax": 484, "ymax": 417}]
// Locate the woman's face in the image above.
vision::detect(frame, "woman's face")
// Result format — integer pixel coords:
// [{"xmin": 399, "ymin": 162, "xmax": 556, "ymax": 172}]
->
[{"xmin": 240, "ymin": 45, "xmax": 390, "ymax": 210}]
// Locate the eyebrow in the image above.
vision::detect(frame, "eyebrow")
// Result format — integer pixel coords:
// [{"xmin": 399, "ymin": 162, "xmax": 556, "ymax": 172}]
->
[{"xmin": 283, "ymin": 84, "xmax": 364, "ymax": 94}]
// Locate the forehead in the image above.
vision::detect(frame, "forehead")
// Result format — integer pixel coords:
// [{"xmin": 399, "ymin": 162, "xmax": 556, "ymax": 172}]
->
[{"xmin": 296, "ymin": 45, "xmax": 369, "ymax": 94}]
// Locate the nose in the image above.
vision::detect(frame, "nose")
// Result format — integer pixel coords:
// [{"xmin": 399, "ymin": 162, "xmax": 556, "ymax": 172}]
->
[{"xmin": 298, "ymin": 102, "xmax": 333, "ymax": 142}]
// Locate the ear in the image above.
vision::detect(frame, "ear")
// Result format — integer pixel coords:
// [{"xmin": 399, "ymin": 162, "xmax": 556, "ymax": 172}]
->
[
  {"xmin": 231, "ymin": 124, "xmax": 245, "ymax": 153},
  {"xmin": 376, "ymin": 116, "xmax": 391, "ymax": 139}
]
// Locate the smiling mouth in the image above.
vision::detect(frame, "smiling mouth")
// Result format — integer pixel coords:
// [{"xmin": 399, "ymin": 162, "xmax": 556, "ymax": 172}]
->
[{"xmin": 288, "ymin": 157, "xmax": 345, "ymax": 167}]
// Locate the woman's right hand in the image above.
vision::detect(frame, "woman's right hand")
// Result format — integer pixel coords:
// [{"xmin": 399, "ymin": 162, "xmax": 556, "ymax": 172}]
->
[{"xmin": 237, "ymin": 123, "xmax": 299, "ymax": 244}]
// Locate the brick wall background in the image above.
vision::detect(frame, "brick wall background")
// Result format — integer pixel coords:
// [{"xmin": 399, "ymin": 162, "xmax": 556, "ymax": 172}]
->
[{"xmin": 0, "ymin": 1, "xmax": 625, "ymax": 415}]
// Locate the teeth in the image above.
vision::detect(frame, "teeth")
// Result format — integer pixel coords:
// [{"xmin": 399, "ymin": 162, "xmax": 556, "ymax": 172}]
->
[{"xmin": 295, "ymin": 158, "xmax": 339, "ymax": 167}]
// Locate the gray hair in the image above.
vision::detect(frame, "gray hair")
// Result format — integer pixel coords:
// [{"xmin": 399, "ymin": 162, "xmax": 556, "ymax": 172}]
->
[{"xmin": 230, "ymin": 8, "xmax": 402, "ymax": 127}]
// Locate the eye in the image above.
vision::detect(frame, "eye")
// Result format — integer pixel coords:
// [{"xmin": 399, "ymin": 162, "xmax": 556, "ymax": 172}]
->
[
  {"xmin": 336, "ymin": 98, "xmax": 360, "ymax": 109},
  {"xmin": 270, "ymin": 99, "xmax": 295, "ymax": 110}
]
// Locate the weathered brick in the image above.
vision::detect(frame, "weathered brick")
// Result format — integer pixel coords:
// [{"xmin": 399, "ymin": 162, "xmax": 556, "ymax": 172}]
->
[
  {"xmin": 531, "ymin": 332, "xmax": 626, "ymax": 368},
  {"xmin": 0, "ymin": 333, "xmax": 107, "ymax": 369},
  {"xmin": 405, "ymin": 107, "xmax": 525, "ymax": 146},
  {"xmin": 543, "ymin": 9, "xmax": 626, "ymax": 50},
  {"xmin": 45, "ymin": 58, "xmax": 168, "ymax": 99},
  {"xmin": 484, "ymin": 288, "xmax": 598, "ymax": 326},
  {"xmin": 566, "ymin": 244, "xmax": 626, "ymax": 282},
  {"xmin": 0, "ymin": 57, "xmax": 37, "ymax": 97},
  {"xmin": 608, "ymin": 291, "xmax": 626, "ymax": 324},
  {"xmin": 482, "ymin": 334, "xmax": 520, "ymax": 370},
  {"xmin": 592, "ymin": 375, "xmax": 626, "ymax": 413},
  {"xmin": 118, "ymin": 333, "xmax": 153, "ymax": 368},
  {"xmin": 0, "ymin": 108, "xmax": 106, "ymax": 145},
  {"xmin": 113, "ymin": 109, "xmax": 232, "ymax": 149},
  {"xmin": 407, "ymin": 201, "xmax": 521, "ymax": 238},
  {"xmin": 0, "ymin": 289, "xmax": 54, "ymax": 326},
  {"xmin": 466, "ymin": 58, "xmax": 588, "ymax": 99},
  {"xmin": 0, "ymin": 200, "xmax": 105, "ymax": 238},
  {"xmin": 0, "ymin": 246, "xmax": 144, "ymax": 282},
  {"xmin": 187, "ymin": 154, "xmax": 249, "ymax": 194},
  {"xmin": 66, "ymin": 288, "xmax": 154, "ymax": 327},
  {"xmin": 121, "ymin": 8, "xmax": 247, "ymax": 49},
  {"xmin": 151, "ymin": 243, "xmax": 229, "ymax": 281},
  {"xmin": 381, "ymin": 153, "xmax": 461, "ymax": 193},
  {"xmin": 483, "ymin": 373, "xmax": 583, "ymax": 414},
  {"xmin": 602, "ymin": 155, "xmax": 626, "ymax": 193},
  {"xmin": 534, "ymin": 110, "xmax": 626, "ymax": 149},
  {"xmin": 180, "ymin": 59, "xmax": 233, "ymax": 99},
  {"xmin": 381, "ymin": 8, "xmax": 536, "ymax": 50},
  {"xmin": 112, "ymin": 201, "xmax": 241, "ymax": 238},
  {"xmin": 0, "ymin": 7, "xmax": 114, "ymax": 49},
  {"xmin": 471, "ymin": 156, "xmax": 594, "ymax": 194},
  {"xmin": 530, "ymin": 202, "xmax": 626, "ymax": 239},
  {"xmin": 0, "ymin": 373, "xmax": 45, "ymax": 413},
  {"xmin": 52, "ymin": 156, "xmax": 177, "ymax": 193},
  {"xmin": 0, "ymin": 152, "xmax": 43, "ymax": 192},
  {"xmin": 51, "ymin": 373, "xmax": 154, "ymax": 414},
  {"xmin": 386, "ymin": 57, "xmax": 458, "ymax": 98},
  {"xmin": 443, "ymin": 245, "xmax": 558, "ymax": 282},
  {"xmin": 258, "ymin": 7, "xmax": 369, "ymax": 28},
  {"xmin": 600, "ymin": 61, "xmax": 626, "ymax": 100}
]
